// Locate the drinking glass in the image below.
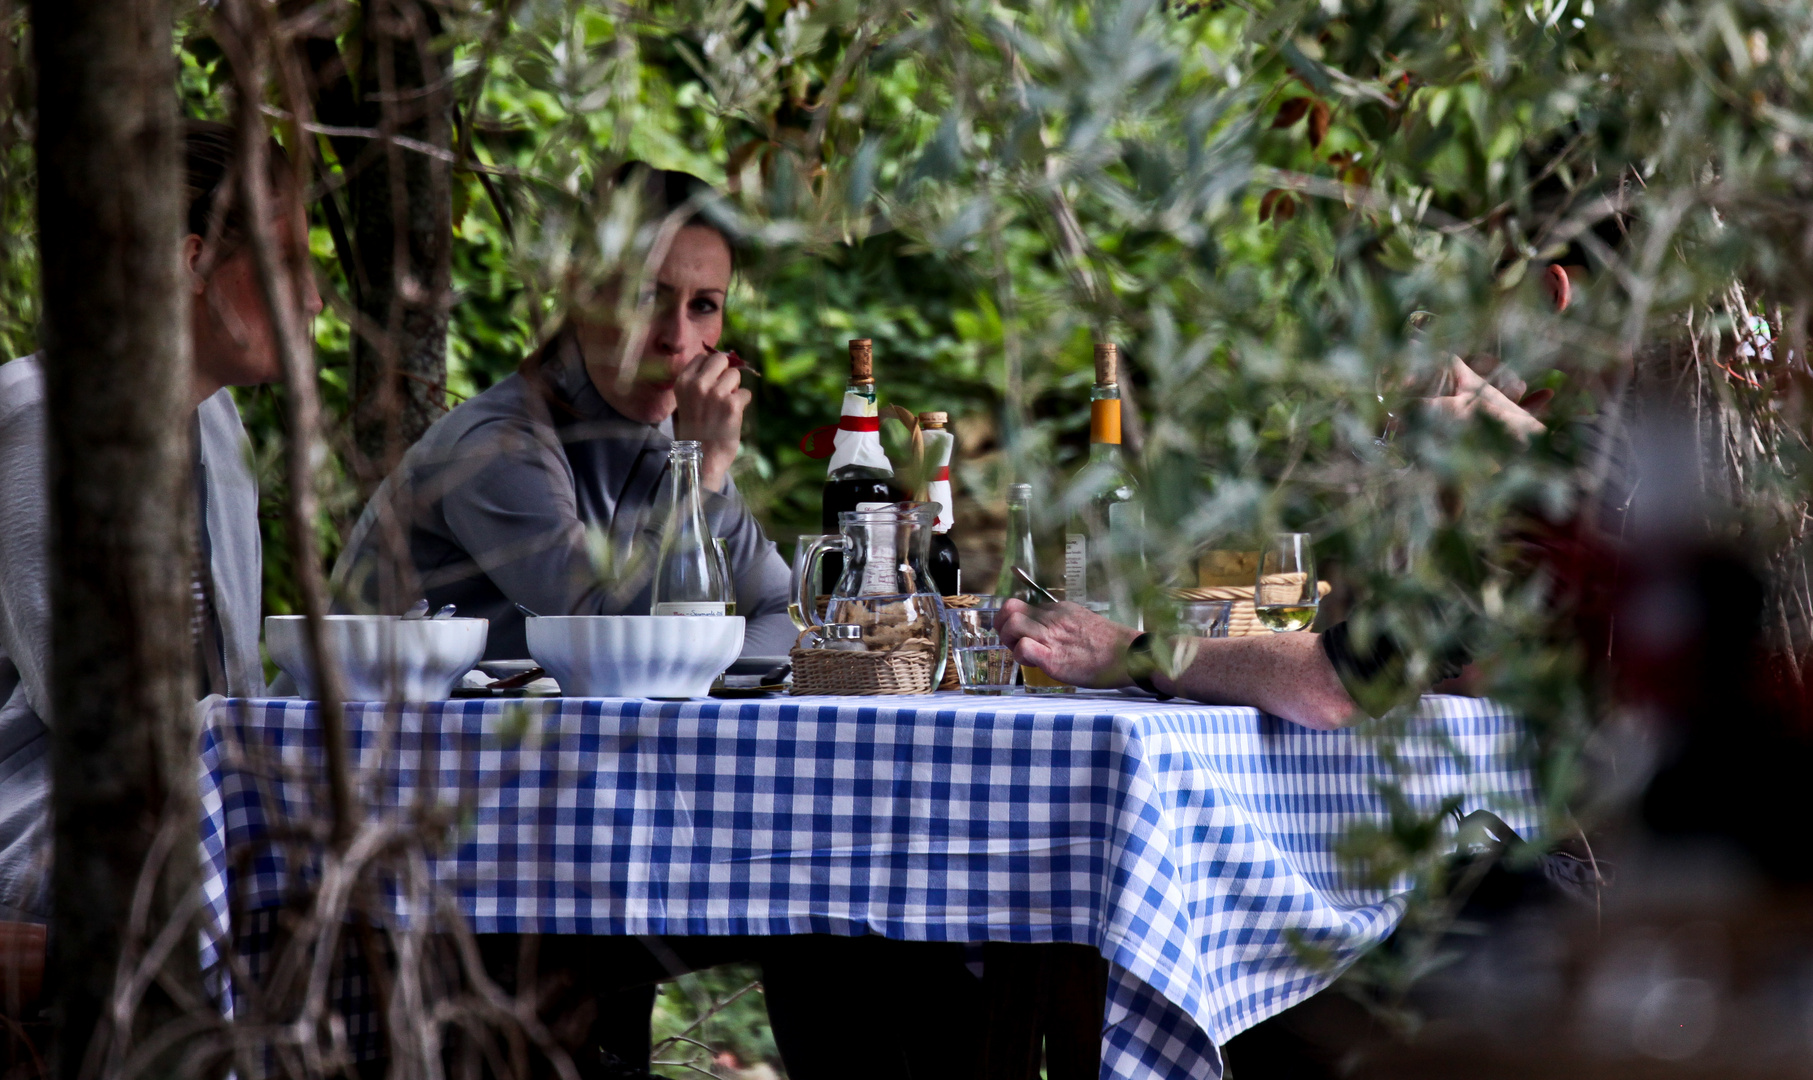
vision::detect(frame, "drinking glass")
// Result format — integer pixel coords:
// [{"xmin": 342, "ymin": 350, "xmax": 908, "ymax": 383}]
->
[
  {"xmin": 1254, "ymin": 533, "xmax": 1318, "ymax": 632},
  {"xmin": 1176, "ymin": 599, "xmax": 1234, "ymax": 638},
  {"xmin": 943, "ymin": 598, "xmax": 1020, "ymax": 695}
]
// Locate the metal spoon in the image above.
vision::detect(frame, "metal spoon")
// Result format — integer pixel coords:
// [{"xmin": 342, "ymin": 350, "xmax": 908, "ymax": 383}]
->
[
  {"xmin": 401, "ymin": 599, "xmax": 430, "ymax": 620},
  {"xmin": 1013, "ymin": 565, "xmax": 1061, "ymax": 605},
  {"xmin": 514, "ymin": 603, "xmax": 540, "ymax": 619},
  {"xmin": 431, "ymin": 604, "xmax": 458, "ymax": 619}
]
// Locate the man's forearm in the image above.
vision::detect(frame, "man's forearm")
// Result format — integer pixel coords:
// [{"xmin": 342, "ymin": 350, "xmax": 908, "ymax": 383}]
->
[{"xmin": 1152, "ymin": 632, "xmax": 1359, "ymax": 730}]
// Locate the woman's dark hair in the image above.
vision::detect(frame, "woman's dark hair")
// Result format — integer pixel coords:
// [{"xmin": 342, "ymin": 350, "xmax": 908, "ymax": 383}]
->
[
  {"xmin": 182, "ymin": 118, "xmax": 292, "ymax": 250},
  {"xmin": 611, "ymin": 160, "xmax": 737, "ymax": 265}
]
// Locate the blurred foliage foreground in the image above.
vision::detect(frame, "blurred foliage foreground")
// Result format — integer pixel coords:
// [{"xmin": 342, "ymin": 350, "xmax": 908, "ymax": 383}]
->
[{"xmin": 9, "ymin": 0, "xmax": 1813, "ymax": 1058}]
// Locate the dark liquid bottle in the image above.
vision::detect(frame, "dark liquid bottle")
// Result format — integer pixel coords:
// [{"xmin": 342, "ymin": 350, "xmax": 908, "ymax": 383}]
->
[
  {"xmin": 919, "ymin": 410, "xmax": 962, "ymax": 596},
  {"xmin": 929, "ymin": 533, "xmax": 961, "ymax": 596},
  {"xmin": 820, "ymin": 339, "xmax": 902, "ymax": 593}
]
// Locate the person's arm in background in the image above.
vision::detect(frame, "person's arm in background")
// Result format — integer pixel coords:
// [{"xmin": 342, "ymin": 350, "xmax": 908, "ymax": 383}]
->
[
  {"xmin": 996, "ymin": 599, "xmax": 1361, "ymax": 730},
  {"xmin": 0, "ymin": 360, "xmax": 51, "ymax": 725},
  {"xmin": 1424, "ymin": 357, "xmax": 1548, "ymax": 442}
]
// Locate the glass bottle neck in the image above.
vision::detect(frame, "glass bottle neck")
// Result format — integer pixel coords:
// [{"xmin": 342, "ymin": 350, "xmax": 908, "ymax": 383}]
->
[
  {"xmin": 1089, "ymin": 383, "xmax": 1123, "ymax": 450},
  {"xmin": 845, "ymin": 380, "xmax": 877, "ymax": 403},
  {"xmin": 1005, "ymin": 500, "xmax": 1035, "ymax": 564},
  {"xmin": 669, "ymin": 452, "xmax": 705, "ymax": 518}
]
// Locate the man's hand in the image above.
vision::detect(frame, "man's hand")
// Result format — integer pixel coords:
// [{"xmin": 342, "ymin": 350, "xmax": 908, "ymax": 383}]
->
[
  {"xmin": 996, "ymin": 599, "xmax": 1141, "ymax": 689},
  {"xmin": 672, "ymin": 349, "xmax": 750, "ymax": 492},
  {"xmin": 1422, "ymin": 357, "xmax": 1546, "ymax": 443}
]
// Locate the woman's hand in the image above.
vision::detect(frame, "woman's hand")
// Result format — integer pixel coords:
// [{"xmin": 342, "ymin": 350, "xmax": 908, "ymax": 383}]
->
[
  {"xmin": 672, "ymin": 349, "xmax": 750, "ymax": 492},
  {"xmin": 996, "ymin": 599, "xmax": 1142, "ymax": 688}
]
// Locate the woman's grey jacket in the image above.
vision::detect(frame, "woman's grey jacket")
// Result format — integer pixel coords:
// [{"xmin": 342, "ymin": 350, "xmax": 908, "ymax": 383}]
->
[{"xmin": 333, "ymin": 337, "xmax": 795, "ymax": 660}]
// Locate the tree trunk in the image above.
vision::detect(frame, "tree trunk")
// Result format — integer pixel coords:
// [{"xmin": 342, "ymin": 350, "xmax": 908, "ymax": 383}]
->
[
  {"xmin": 31, "ymin": 0, "xmax": 202, "ymax": 1073},
  {"xmin": 316, "ymin": 0, "xmax": 452, "ymax": 493}
]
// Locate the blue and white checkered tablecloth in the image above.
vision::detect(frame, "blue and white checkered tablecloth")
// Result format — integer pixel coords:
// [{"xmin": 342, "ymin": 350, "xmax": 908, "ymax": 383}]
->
[{"xmin": 198, "ymin": 692, "xmax": 1537, "ymax": 1079}]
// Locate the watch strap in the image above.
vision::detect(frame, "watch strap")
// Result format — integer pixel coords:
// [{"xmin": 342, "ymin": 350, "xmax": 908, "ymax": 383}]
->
[{"xmin": 1125, "ymin": 633, "xmax": 1173, "ymax": 700}]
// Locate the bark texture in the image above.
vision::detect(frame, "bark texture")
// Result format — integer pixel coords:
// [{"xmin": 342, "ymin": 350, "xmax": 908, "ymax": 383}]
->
[
  {"xmin": 31, "ymin": 0, "xmax": 201, "ymax": 1072},
  {"xmin": 314, "ymin": 0, "xmax": 452, "ymax": 492}
]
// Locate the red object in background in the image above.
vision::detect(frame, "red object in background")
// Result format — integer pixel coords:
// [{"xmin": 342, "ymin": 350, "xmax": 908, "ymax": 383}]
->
[
  {"xmin": 1543, "ymin": 264, "xmax": 1572, "ymax": 312},
  {"xmin": 1529, "ymin": 504, "xmax": 1813, "ymax": 746},
  {"xmin": 800, "ymin": 424, "xmax": 839, "ymax": 458},
  {"xmin": 0, "ymin": 921, "xmax": 44, "ymax": 1015}
]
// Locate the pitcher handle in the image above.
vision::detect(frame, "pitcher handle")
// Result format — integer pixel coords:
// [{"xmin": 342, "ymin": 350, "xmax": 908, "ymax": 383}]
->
[{"xmin": 791, "ymin": 534, "xmax": 848, "ymax": 629}]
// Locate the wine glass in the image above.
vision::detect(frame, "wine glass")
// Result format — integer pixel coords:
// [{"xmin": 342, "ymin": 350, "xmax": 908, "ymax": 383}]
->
[{"xmin": 1254, "ymin": 533, "xmax": 1318, "ymax": 632}]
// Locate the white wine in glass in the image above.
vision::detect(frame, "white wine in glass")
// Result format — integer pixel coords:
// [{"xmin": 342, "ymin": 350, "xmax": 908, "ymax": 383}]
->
[{"xmin": 1254, "ymin": 533, "xmax": 1317, "ymax": 632}]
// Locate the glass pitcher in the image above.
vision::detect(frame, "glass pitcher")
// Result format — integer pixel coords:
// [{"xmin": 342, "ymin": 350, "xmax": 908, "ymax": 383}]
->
[{"xmin": 793, "ymin": 502, "xmax": 947, "ymax": 682}]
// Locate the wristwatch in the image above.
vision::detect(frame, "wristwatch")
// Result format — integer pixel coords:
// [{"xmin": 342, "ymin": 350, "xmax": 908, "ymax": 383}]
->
[{"xmin": 1124, "ymin": 633, "xmax": 1173, "ymax": 700}]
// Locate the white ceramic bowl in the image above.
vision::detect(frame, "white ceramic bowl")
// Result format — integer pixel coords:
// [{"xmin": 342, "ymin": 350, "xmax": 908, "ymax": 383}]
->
[
  {"xmin": 526, "ymin": 615, "xmax": 745, "ymax": 698},
  {"xmin": 265, "ymin": 615, "xmax": 489, "ymax": 701}
]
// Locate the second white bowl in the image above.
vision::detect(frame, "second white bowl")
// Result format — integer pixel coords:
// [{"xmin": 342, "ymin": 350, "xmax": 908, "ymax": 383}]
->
[
  {"xmin": 526, "ymin": 615, "xmax": 745, "ymax": 698},
  {"xmin": 265, "ymin": 615, "xmax": 489, "ymax": 701}
]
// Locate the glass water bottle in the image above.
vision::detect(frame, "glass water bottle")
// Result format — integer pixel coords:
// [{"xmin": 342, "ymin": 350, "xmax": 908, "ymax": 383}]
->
[{"xmin": 651, "ymin": 441, "xmax": 729, "ymax": 616}]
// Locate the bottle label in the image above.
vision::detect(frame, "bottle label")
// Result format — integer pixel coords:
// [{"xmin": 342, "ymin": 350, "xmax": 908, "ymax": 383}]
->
[
  {"xmin": 855, "ymin": 501, "xmax": 898, "ymax": 595},
  {"xmin": 1090, "ymin": 399, "xmax": 1122, "ymax": 445},
  {"xmin": 923, "ymin": 429, "xmax": 955, "ymax": 532},
  {"xmin": 828, "ymin": 392, "xmax": 893, "ymax": 475},
  {"xmin": 652, "ymin": 602, "xmax": 729, "ymax": 616},
  {"xmin": 927, "ymin": 479, "xmax": 954, "ymax": 532},
  {"xmin": 1064, "ymin": 533, "xmax": 1087, "ymax": 597}
]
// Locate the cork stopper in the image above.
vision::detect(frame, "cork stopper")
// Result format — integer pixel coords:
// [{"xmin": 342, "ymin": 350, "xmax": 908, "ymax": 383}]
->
[
  {"xmin": 918, "ymin": 410, "xmax": 949, "ymax": 428},
  {"xmin": 1093, "ymin": 343, "xmax": 1119, "ymax": 386},
  {"xmin": 848, "ymin": 338, "xmax": 874, "ymax": 383}
]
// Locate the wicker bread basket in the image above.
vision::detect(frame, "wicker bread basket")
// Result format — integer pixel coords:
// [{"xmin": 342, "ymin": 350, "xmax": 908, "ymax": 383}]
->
[
  {"xmin": 789, "ymin": 646, "xmax": 940, "ymax": 695},
  {"xmin": 791, "ymin": 597, "xmax": 974, "ymax": 693}
]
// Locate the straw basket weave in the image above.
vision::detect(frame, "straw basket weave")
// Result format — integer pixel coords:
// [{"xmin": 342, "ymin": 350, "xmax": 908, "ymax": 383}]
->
[
  {"xmin": 789, "ymin": 646, "xmax": 940, "ymax": 695},
  {"xmin": 791, "ymin": 598, "xmax": 956, "ymax": 695},
  {"xmin": 1171, "ymin": 574, "xmax": 1332, "ymax": 637}
]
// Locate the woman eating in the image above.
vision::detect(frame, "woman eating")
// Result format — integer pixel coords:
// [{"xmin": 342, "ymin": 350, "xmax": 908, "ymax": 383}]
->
[{"xmin": 332, "ymin": 164, "xmax": 793, "ymax": 659}]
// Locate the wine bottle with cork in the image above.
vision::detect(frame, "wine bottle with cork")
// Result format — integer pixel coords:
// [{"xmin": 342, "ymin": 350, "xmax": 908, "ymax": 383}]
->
[
  {"xmin": 820, "ymin": 338, "xmax": 906, "ymax": 592},
  {"xmin": 918, "ymin": 411, "xmax": 962, "ymax": 596},
  {"xmin": 1064, "ymin": 342, "xmax": 1144, "ymax": 628}
]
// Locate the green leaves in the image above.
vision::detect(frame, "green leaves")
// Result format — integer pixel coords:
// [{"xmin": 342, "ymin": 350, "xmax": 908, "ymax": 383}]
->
[{"xmin": 1, "ymin": 0, "xmax": 1805, "ymax": 1027}]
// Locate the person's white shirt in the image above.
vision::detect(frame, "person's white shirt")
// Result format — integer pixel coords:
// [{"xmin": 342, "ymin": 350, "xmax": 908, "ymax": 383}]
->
[{"xmin": 0, "ymin": 355, "xmax": 264, "ymax": 917}]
